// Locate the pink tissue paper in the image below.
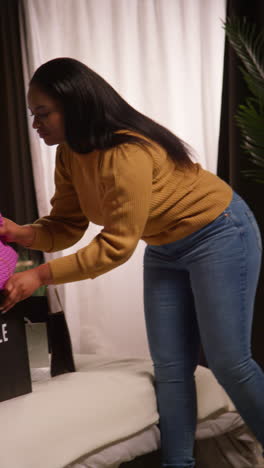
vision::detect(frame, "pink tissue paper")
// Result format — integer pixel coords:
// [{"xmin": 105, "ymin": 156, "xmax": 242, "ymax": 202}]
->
[{"xmin": 0, "ymin": 214, "xmax": 18, "ymax": 289}]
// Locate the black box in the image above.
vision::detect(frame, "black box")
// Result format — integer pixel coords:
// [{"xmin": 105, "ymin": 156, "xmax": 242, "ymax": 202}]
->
[{"xmin": 0, "ymin": 308, "xmax": 32, "ymax": 402}]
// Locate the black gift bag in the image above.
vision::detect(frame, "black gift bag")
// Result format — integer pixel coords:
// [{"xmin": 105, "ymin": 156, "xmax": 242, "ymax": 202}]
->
[
  {"xmin": 0, "ymin": 307, "xmax": 32, "ymax": 403},
  {"xmin": 48, "ymin": 310, "xmax": 75, "ymax": 377},
  {"xmin": 23, "ymin": 288, "xmax": 76, "ymax": 378},
  {"xmin": 47, "ymin": 286, "xmax": 75, "ymax": 377}
]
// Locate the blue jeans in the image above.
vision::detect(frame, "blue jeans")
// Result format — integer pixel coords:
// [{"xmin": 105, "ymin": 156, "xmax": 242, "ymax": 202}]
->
[{"xmin": 143, "ymin": 192, "xmax": 264, "ymax": 468}]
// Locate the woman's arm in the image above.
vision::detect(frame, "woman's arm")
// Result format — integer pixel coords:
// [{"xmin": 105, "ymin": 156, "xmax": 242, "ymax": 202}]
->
[
  {"xmin": 45, "ymin": 143, "xmax": 153, "ymax": 284},
  {"xmin": 0, "ymin": 145, "xmax": 88, "ymax": 253},
  {"xmin": 29, "ymin": 145, "xmax": 89, "ymax": 252},
  {"xmin": 0, "ymin": 218, "xmax": 36, "ymax": 247}
]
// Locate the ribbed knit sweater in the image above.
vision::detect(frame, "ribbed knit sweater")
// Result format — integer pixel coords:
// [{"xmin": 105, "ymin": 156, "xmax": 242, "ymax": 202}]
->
[{"xmin": 30, "ymin": 134, "xmax": 233, "ymax": 284}]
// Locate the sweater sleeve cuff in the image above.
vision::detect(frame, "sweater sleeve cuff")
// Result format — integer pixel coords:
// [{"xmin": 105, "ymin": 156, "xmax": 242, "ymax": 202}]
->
[
  {"xmin": 30, "ymin": 224, "xmax": 53, "ymax": 251},
  {"xmin": 48, "ymin": 254, "xmax": 91, "ymax": 284}
]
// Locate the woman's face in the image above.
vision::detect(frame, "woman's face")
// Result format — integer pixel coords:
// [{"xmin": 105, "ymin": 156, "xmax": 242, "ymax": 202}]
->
[{"xmin": 27, "ymin": 84, "xmax": 65, "ymax": 146}]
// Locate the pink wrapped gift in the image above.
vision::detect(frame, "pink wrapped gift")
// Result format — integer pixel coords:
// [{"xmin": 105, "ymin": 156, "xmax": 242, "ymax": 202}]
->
[{"xmin": 0, "ymin": 215, "xmax": 18, "ymax": 290}]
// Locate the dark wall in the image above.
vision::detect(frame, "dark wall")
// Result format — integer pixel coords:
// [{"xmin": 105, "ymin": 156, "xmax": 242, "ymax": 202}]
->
[{"xmin": 0, "ymin": 0, "xmax": 38, "ymax": 224}]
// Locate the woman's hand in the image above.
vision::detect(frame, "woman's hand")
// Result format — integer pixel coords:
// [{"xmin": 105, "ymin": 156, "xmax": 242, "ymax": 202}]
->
[
  {"xmin": 0, "ymin": 218, "xmax": 36, "ymax": 247},
  {"xmin": 0, "ymin": 264, "xmax": 53, "ymax": 313},
  {"xmin": 0, "ymin": 270, "xmax": 42, "ymax": 313}
]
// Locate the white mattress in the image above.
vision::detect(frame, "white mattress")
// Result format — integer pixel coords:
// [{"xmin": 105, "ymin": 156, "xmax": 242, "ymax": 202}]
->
[
  {"xmin": 0, "ymin": 355, "xmax": 237, "ymax": 468},
  {"xmin": 1, "ymin": 355, "xmax": 158, "ymax": 468},
  {"xmin": 66, "ymin": 425, "xmax": 160, "ymax": 468}
]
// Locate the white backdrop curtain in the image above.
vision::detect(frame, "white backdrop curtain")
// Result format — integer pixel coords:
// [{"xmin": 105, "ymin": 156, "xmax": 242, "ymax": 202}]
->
[{"xmin": 19, "ymin": 0, "xmax": 226, "ymax": 357}]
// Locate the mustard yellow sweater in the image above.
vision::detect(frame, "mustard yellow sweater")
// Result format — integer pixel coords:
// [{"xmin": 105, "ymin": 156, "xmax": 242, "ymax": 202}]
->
[{"xmin": 30, "ymin": 135, "xmax": 233, "ymax": 284}]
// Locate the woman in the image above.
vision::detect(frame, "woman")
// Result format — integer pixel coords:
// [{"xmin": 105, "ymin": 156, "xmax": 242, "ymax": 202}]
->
[{"xmin": 0, "ymin": 58, "xmax": 263, "ymax": 468}]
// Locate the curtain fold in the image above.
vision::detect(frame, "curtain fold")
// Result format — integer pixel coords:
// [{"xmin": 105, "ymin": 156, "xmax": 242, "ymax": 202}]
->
[
  {"xmin": 217, "ymin": 0, "xmax": 264, "ymax": 369},
  {"xmin": 0, "ymin": 0, "xmax": 38, "ymax": 225},
  {"xmin": 19, "ymin": 0, "xmax": 226, "ymax": 356}
]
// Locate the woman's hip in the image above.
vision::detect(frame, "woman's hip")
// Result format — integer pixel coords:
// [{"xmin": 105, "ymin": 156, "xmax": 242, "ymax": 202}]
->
[{"xmin": 144, "ymin": 192, "xmax": 262, "ymax": 273}]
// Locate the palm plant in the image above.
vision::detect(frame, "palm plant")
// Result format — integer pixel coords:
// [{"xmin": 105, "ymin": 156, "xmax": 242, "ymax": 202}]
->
[{"xmin": 223, "ymin": 17, "xmax": 264, "ymax": 184}]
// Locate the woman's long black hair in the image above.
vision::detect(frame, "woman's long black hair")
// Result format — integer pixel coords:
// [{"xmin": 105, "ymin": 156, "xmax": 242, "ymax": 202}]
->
[{"xmin": 30, "ymin": 57, "xmax": 193, "ymax": 166}]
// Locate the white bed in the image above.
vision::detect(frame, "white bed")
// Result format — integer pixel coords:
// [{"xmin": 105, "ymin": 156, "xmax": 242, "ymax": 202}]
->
[{"xmin": 0, "ymin": 354, "xmax": 262, "ymax": 468}]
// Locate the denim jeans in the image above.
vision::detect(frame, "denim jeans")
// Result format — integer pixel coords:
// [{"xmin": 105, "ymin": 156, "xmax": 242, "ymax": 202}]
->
[{"xmin": 143, "ymin": 192, "xmax": 264, "ymax": 468}]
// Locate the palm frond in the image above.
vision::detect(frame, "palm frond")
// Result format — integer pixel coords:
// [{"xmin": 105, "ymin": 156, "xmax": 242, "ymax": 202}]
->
[
  {"xmin": 236, "ymin": 103, "xmax": 264, "ymax": 145},
  {"xmin": 223, "ymin": 17, "xmax": 264, "ymax": 85},
  {"xmin": 224, "ymin": 17, "xmax": 264, "ymax": 184},
  {"xmin": 240, "ymin": 69, "xmax": 264, "ymax": 102},
  {"xmin": 242, "ymin": 143, "xmax": 264, "ymax": 163},
  {"xmin": 242, "ymin": 169, "xmax": 264, "ymax": 184}
]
